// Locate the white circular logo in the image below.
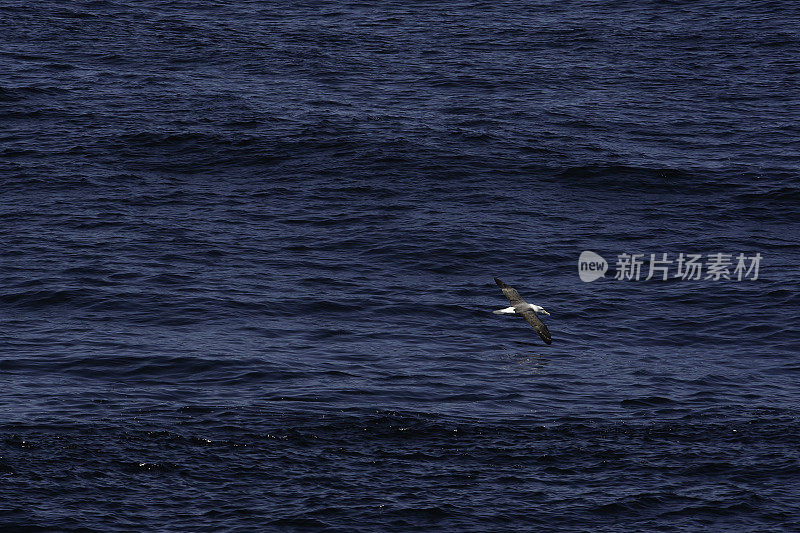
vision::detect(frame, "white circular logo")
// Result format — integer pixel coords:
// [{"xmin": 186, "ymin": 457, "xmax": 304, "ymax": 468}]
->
[{"xmin": 578, "ymin": 251, "xmax": 607, "ymax": 282}]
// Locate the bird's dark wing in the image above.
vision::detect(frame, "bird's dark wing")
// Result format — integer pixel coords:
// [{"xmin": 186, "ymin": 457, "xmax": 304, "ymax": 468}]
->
[
  {"xmin": 521, "ymin": 309, "xmax": 552, "ymax": 345},
  {"xmin": 494, "ymin": 277, "xmax": 526, "ymax": 306}
]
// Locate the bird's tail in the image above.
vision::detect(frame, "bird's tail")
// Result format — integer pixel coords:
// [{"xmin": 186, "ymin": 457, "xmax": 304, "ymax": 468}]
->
[{"xmin": 494, "ymin": 277, "xmax": 508, "ymax": 289}]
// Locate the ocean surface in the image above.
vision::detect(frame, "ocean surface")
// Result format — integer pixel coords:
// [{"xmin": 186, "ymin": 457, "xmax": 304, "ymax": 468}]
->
[{"xmin": 2, "ymin": 1, "xmax": 799, "ymax": 531}]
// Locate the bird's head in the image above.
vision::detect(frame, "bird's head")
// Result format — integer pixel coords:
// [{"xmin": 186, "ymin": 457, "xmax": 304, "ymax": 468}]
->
[{"xmin": 533, "ymin": 305, "xmax": 550, "ymax": 316}]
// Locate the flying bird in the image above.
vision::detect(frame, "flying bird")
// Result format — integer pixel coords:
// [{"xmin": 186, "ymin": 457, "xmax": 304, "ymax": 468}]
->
[{"xmin": 493, "ymin": 277, "xmax": 552, "ymax": 345}]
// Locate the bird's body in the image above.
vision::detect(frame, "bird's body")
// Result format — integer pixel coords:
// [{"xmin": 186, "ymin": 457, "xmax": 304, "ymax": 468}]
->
[
  {"xmin": 493, "ymin": 277, "xmax": 552, "ymax": 345},
  {"xmin": 493, "ymin": 303, "xmax": 548, "ymax": 316}
]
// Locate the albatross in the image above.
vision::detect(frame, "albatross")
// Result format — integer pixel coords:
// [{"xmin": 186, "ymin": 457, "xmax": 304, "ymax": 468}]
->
[{"xmin": 493, "ymin": 277, "xmax": 552, "ymax": 345}]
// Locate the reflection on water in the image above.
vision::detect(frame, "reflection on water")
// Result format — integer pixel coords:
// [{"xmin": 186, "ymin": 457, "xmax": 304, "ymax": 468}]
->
[{"xmin": 501, "ymin": 350, "xmax": 551, "ymax": 374}]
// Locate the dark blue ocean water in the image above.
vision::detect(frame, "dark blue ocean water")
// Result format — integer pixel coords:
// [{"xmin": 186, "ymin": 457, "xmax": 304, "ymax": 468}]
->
[{"xmin": 2, "ymin": 1, "xmax": 800, "ymax": 530}]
